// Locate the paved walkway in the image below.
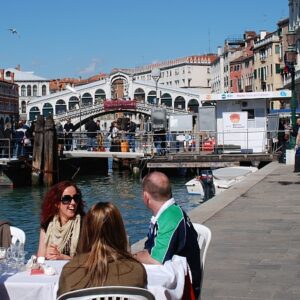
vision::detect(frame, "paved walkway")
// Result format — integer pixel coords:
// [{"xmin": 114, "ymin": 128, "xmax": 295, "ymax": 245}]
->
[{"xmin": 188, "ymin": 162, "xmax": 300, "ymax": 300}]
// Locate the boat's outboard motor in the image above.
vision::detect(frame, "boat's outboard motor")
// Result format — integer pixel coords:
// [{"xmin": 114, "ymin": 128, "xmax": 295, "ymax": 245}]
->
[{"xmin": 200, "ymin": 169, "xmax": 215, "ymax": 201}]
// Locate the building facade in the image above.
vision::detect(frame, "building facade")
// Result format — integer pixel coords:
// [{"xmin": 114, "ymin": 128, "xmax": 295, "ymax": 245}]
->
[
  {"xmin": 4, "ymin": 66, "xmax": 50, "ymax": 121},
  {"xmin": 0, "ymin": 70, "xmax": 19, "ymax": 129},
  {"xmin": 115, "ymin": 54, "xmax": 217, "ymax": 94}
]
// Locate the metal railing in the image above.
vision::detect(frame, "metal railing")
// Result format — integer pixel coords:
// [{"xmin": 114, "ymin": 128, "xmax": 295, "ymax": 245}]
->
[{"xmin": 0, "ymin": 129, "xmax": 287, "ymax": 161}]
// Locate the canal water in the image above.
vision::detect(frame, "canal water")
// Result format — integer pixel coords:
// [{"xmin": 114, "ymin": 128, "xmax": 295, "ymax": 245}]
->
[{"xmin": 0, "ymin": 171, "xmax": 202, "ymax": 256}]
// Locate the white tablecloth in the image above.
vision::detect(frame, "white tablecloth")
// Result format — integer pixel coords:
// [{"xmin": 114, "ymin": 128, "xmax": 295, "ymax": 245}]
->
[
  {"xmin": 0, "ymin": 256, "xmax": 187, "ymax": 300},
  {"xmin": 0, "ymin": 260, "xmax": 66, "ymax": 300}
]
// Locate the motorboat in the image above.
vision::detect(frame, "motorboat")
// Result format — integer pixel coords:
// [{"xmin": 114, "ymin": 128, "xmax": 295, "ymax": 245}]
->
[{"xmin": 185, "ymin": 166, "xmax": 258, "ymax": 198}]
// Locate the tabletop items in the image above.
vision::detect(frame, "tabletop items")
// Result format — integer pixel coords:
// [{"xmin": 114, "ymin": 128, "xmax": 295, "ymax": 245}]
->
[
  {"xmin": 0, "ymin": 243, "xmax": 27, "ymax": 275},
  {"xmin": 26, "ymin": 255, "xmax": 56, "ymax": 275}
]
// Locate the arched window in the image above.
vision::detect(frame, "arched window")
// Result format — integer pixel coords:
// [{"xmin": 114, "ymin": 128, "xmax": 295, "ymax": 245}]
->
[
  {"xmin": 134, "ymin": 88, "xmax": 145, "ymax": 102},
  {"xmin": 55, "ymin": 99, "xmax": 67, "ymax": 115},
  {"xmin": 29, "ymin": 106, "xmax": 40, "ymax": 121},
  {"xmin": 187, "ymin": 99, "xmax": 199, "ymax": 113},
  {"xmin": 82, "ymin": 92, "xmax": 93, "ymax": 107},
  {"xmin": 174, "ymin": 96, "xmax": 186, "ymax": 110},
  {"xmin": 69, "ymin": 96, "xmax": 79, "ymax": 111},
  {"xmin": 33, "ymin": 85, "xmax": 38, "ymax": 96},
  {"xmin": 147, "ymin": 90, "xmax": 156, "ymax": 105},
  {"xmin": 27, "ymin": 85, "xmax": 32, "ymax": 96},
  {"xmin": 21, "ymin": 85, "xmax": 26, "ymax": 96},
  {"xmin": 42, "ymin": 103, "xmax": 53, "ymax": 117},
  {"xmin": 42, "ymin": 85, "xmax": 47, "ymax": 96},
  {"xmin": 161, "ymin": 93, "xmax": 172, "ymax": 107},
  {"xmin": 21, "ymin": 101, "xmax": 26, "ymax": 114},
  {"xmin": 95, "ymin": 89, "xmax": 106, "ymax": 104}
]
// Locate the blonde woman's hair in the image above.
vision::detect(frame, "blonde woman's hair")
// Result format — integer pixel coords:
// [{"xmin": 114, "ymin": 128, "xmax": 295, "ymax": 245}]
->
[{"xmin": 77, "ymin": 202, "xmax": 133, "ymax": 286}]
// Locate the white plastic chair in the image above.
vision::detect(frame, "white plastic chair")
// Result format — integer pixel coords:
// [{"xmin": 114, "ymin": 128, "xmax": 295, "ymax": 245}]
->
[
  {"xmin": 10, "ymin": 226, "xmax": 26, "ymax": 245},
  {"xmin": 57, "ymin": 286, "xmax": 155, "ymax": 300},
  {"xmin": 192, "ymin": 223, "xmax": 211, "ymax": 299}
]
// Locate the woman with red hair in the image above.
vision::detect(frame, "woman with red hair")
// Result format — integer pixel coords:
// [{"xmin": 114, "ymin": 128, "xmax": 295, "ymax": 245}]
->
[{"xmin": 37, "ymin": 181, "xmax": 85, "ymax": 260}]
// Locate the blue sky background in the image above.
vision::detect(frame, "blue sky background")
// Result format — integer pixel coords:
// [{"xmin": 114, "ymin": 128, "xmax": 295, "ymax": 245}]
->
[{"xmin": 0, "ymin": 0, "xmax": 288, "ymax": 79}]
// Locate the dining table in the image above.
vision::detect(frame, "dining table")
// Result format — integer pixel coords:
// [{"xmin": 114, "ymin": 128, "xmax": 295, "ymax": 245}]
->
[{"xmin": 0, "ymin": 255, "xmax": 188, "ymax": 300}]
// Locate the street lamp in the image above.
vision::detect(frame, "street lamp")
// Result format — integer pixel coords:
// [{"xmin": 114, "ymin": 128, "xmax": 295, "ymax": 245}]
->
[
  {"xmin": 151, "ymin": 68, "xmax": 161, "ymax": 106},
  {"xmin": 284, "ymin": 29, "xmax": 298, "ymax": 148},
  {"xmin": 65, "ymin": 85, "xmax": 82, "ymax": 134}
]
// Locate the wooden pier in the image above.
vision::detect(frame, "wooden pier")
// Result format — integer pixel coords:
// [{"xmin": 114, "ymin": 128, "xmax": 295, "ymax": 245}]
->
[{"xmin": 145, "ymin": 152, "xmax": 276, "ymax": 169}]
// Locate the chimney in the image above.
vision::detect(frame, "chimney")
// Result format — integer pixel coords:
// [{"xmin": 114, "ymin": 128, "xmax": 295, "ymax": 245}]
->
[
  {"xmin": 11, "ymin": 72, "xmax": 15, "ymax": 82},
  {"xmin": 15, "ymin": 64, "xmax": 21, "ymax": 71},
  {"xmin": 260, "ymin": 30, "xmax": 267, "ymax": 40},
  {"xmin": 217, "ymin": 46, "xmax": 223, "ymax": 56}
]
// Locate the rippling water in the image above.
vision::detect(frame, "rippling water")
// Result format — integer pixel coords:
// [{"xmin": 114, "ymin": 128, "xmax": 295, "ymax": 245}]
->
[{"xmin": 0, "ymin": 171, "xmax": 202, "ymax": 256}]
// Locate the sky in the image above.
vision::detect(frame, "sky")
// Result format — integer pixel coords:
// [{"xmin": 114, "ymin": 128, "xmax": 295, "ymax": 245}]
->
[{"xmin": 0, "ymin": 0, "xmax": 288, "ymax": 80}]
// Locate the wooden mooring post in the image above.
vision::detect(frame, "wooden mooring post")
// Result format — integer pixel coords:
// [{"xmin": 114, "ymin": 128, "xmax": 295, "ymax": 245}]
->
[
  {"xmin": 32, "ymin": 115, "xmax": 58, "ymax": 186},
  {"xmin": 31, "ymin": 115, "xmax": 44, "ymax": 185}
]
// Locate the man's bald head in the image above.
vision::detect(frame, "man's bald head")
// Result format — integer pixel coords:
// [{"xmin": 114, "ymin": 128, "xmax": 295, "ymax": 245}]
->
[{"xmin": 142, "ymin": 171, "xmax": 172, "ymax": 202}]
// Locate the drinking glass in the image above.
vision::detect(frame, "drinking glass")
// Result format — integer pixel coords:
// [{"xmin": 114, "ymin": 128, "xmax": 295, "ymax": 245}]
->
[
  {"xmin": 6, "ymin": 246, "xmax": 18, "ymax": 274},
  {"xmin": 0, "ymin": 247, "xmax": 6, "ymax": 274},
  {"xmin": 0, "ymin": 247, "xmax": 6, "ymax": 260}
]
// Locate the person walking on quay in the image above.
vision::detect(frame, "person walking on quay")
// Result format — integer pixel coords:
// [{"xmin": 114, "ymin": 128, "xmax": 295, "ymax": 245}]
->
[
  {"xmin": 64, "ymin": 118, "xmax": 74, "ymax": 151},
  {"xmin": 3, "ymin": 122, "xmax": 13, "ymax": 158},
  {"xmin": 295, "ymin": 125, "xmax": 300, "ymax": 172},
  {"xmin": 14, "ymin": 120, "xmax": 29, "ymax": 158},
  {"xmin": 37, "ymin": 180, "xmax": 86, "ymax": 260},
  {"xmin": 85, "ymin": 117, "xmax": 98, "ymax": 151},
  {"xmin": 291, "ymin": 117, "xmax": 300, "ymax": 138},
  {"xmin": 55, "ymin": 121, "xmax": 64, "ymax": 156},
  {"xmin": 134, "ymin": 171, "xmax": 201, "ymax": 298},
  {"xmin": 0, "ymin": 123, "xmax": 4, "ymax": 158},
  {"xmin": 57, "ymin": 202, "xmax": 147, "ymax": 296},
  {"xmin": 126, "ymin": 119, "xmax": 137, "ymax": 152}
]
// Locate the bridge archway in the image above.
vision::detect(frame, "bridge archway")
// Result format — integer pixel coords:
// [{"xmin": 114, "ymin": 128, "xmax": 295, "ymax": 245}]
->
[
  {"xmin": 29, "ymin": 106, "xmax": 40, "ymax": 121},
  {"xmin": 161, "ymin": 93, "xmax": 172, "ymax": 107},
  {"xmin": 147, "ymin": 90, "xmax": 156, "ymax": 105},
  {"xmin": 174, "ymin": 96, "xmax": 186, "ymax": 110},
  {"xmin": 188, "ymin": 99, "xmax": 200, "ymax": 113},
  {"xmin": 82, "ymin": 92, "xmax": 93, "ymax": 107},
  {"xmin": 95, "ymin": 89, "xmax": 106, "ymax": 104},
  {"xmin": 111, "ymin": 75, "xmax": 128, "ymax": 99},
  {"xmin": 42, "ymin": 103, "xmax": 53, "ymax": 117},
  {"xmin": 69, "ymin": 96, "xmax": 79, "ymax": 111},
  {"xmin": 56, "ymin": 99, "xmax": 67, "ymax": 115},
  {"xmin": 134, "ymin": 88, "xmax": 145, "ymax": 103}
]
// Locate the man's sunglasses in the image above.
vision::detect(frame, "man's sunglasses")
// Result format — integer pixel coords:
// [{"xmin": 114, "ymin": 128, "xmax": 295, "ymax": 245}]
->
[{"xmin": 61, "ymin": 194, "xmax": 82, "ymax": 205}]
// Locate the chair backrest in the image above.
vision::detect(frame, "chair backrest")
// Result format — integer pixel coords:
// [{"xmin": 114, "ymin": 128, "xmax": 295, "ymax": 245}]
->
[
  {"xmin": 192, "ymin": 223, "xmax": 211, "ymax": 300},
  {"xmin": 192, "ymin": 223, "xmax": 211, "ymax": 270},
  {"xmin": 10, "ymin": 226, "xmax": 26, "ymax": 245},
  {"xmin": 57, "ymin": 286, "xmax": 155, "ymax": 300}
]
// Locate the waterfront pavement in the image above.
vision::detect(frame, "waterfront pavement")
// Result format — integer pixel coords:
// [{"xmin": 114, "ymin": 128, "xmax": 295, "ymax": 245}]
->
[
  {"xmin": 132, "ymin": 161, "xmax": 300, "ymax": 299},
  {"xmin": 187, "ymin": 161, "xmax": 300, "ymax": 300}
]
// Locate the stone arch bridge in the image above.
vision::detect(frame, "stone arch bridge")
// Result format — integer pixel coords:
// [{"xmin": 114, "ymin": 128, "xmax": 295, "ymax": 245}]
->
[{"xmin": 27, "ymin": 71, "xmax": 201, "ymax": 129}]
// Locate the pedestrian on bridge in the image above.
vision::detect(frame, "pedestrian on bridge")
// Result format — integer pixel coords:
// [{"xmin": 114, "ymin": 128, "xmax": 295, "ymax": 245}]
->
[
  {"xmin": 64, "ymin": 118, "xmax": 74, "ymax": 151},
  {"xmin": 85, "ymin": 117, "xmax": 98, "ymax": 151}
]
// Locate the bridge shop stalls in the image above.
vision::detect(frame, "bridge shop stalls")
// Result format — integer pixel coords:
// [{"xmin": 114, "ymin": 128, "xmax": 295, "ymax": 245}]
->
[{"xmin": 198, "ymin": 90, "xmax": 292, "ymax": 155}]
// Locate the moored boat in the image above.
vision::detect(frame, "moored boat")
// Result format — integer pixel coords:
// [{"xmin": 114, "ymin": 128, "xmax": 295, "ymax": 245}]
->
[{"xmin": 185, "ymin": 166, "xmax": 258, "ymax": 198}]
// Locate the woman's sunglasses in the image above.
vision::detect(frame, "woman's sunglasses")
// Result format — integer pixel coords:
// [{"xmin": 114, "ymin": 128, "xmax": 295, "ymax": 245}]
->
[{"xmin": 61, "ymin": 194, "xmax": 82, "ymax": 205}]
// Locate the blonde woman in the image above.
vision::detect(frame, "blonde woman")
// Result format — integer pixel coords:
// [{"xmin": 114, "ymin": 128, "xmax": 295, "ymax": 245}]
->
[{"xmin": 57, "ymin": 202, "xmax": 147, "ymax": 296}]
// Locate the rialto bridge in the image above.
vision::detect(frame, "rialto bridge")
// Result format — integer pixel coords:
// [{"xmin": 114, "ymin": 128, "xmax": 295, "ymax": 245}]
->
[{"xmin": 27, "ymin": 71, "xmax": 201, "ymax": 129}]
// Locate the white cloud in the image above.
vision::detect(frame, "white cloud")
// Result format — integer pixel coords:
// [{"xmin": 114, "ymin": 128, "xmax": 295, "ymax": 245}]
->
[{"xmin": 78, "ymin": 58, "xmax": 101, "ymax": 75}]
